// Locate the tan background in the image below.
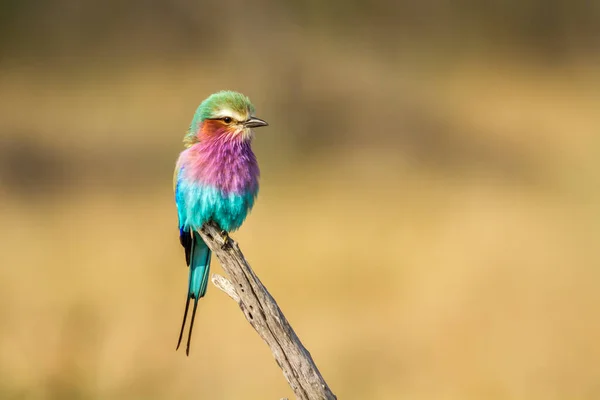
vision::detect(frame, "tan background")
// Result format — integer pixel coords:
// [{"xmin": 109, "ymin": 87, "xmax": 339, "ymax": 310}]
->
[{"xmin": 0, "ymin": 1, "xmax": 599, "ymax": 399}]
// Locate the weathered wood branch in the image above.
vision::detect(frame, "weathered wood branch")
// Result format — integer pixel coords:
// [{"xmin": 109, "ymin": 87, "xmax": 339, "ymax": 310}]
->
[{"xmin": 198, "ymin": 222, "xmax": 337, "ymax": 400}]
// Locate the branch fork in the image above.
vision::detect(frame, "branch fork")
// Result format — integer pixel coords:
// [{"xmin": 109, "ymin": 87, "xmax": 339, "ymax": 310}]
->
[{"xmin": 198, "ymin": 222, "xmax": 337, "ymax": 400}]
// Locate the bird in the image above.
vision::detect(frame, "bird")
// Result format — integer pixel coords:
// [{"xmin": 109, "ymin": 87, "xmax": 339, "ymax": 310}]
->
[{"xmin": 173, "ymin": 90, "xmax": 268, "ymax": 355}]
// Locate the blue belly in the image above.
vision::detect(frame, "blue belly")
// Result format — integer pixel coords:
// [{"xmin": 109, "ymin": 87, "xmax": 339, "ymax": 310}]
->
[{"xmin": 176, "ymin": 180, "xmax": 257, "ymax": 232}]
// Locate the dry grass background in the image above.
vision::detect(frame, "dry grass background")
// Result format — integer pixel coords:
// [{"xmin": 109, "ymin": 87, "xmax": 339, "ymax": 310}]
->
[{"xmin": 0, "ymin": 3, "xmax": 599, "ymax": 398}]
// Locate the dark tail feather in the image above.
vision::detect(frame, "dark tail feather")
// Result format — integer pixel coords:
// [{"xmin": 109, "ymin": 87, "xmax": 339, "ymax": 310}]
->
[
  {"xmin": 186, "ymin": 297, "xmax": 200, "ymax": 356},
  {"xmin": 176, "ymin": 296, "xmax": 191, "ymax": 351},
  {"xmin": 176, "ymin": 232, "xmax": 211, "ymax": 356}
]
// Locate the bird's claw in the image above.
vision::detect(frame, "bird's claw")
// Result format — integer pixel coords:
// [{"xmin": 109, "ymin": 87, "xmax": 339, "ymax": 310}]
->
[{"xmin": 220, "ymin": 230, "xmax": 230, "ymax": 249}]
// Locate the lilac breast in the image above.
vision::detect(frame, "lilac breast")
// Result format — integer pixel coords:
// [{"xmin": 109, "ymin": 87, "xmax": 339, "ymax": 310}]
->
[{"xmin": 183, "ymin": 136, "xmax": 260, "ymax": 196}]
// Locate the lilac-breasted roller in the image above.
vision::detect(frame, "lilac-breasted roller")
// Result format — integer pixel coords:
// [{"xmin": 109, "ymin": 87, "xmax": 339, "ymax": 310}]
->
[{"xmin": 173, "ymin": 91, "xmax": 268, "ymax": 355}]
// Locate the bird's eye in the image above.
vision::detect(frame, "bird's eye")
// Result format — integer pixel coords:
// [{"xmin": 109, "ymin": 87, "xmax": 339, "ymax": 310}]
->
[{"xmin": 223, "ymin": 117, "xmax": 232, "ymax": 123}]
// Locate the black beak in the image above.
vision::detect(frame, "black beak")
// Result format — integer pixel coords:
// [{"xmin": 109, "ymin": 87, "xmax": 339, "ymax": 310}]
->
[{"xmin": 244, "ymin": 117, "xmax": 268, "ymax": 128}]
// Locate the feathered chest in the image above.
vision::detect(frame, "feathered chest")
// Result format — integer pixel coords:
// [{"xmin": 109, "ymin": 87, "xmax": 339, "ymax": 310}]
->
[
  {"xmin": 175, "ymin": 139, "xmax": 259, "ymax": 231},
  {"xmin": 181, "ymin": 139, "xmax": 259, "ymax": 196}
]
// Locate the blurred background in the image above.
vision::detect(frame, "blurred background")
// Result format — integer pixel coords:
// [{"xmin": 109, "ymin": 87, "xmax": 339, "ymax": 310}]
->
[{"xmin": 0, "ymin": 1, "xmax": 599, "ymax": 399}]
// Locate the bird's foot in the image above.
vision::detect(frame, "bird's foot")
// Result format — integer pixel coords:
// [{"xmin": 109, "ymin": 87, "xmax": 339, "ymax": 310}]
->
[{"xmin": 220, "ymin": 230, "xmax": 230, "ymax": 249}]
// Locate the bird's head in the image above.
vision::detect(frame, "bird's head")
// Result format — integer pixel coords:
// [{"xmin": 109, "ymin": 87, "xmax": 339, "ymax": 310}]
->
[{"xmin": 184, "ymin": 90, "xmax": 268, "ymax": 147}]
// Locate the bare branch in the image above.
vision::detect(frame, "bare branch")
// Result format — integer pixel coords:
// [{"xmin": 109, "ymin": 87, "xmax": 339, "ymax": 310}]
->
[
  {"xmin": 211, "ymin": 273, "xmax": 240, "ymax": 303},
  {"xmin": 199, "ymin": 222, "xmax": 337, "ymax": 400}
]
